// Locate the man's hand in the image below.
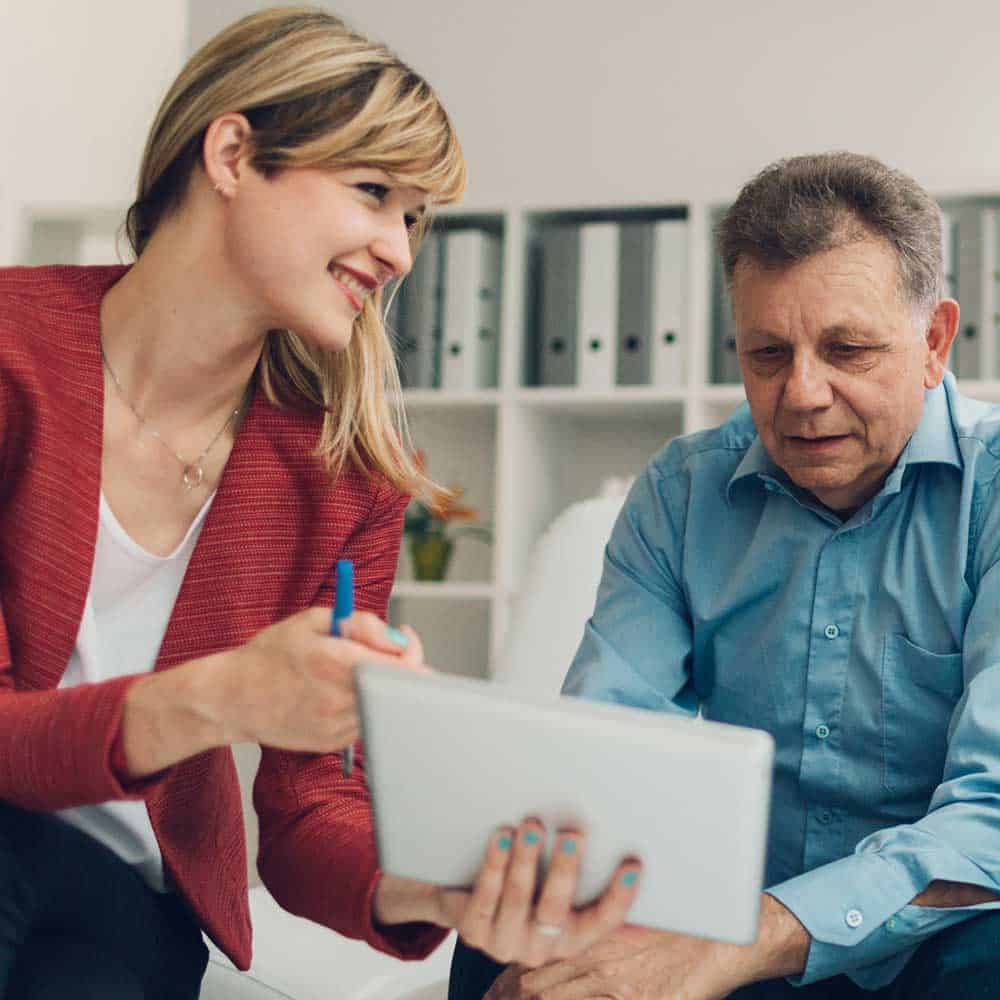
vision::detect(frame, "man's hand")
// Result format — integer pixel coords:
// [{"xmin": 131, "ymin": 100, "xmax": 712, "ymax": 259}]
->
[
  {"xmin": 485, "ymin": 927, "xmax": 728, "ymax": 1000},
  {"xmin": 483, "ymin": 893, "xmax": 810, "ymax": 1000}
]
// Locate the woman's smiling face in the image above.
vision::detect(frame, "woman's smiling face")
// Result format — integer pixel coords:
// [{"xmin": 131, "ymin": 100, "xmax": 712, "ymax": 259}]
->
[{"xmin": 222, "ymin": 162, "xmax": 426, "ymax": 350}]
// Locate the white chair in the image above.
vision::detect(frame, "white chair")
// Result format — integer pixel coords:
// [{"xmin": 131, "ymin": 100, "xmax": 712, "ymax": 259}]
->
[
  {"xmin": 493, "ymin": 490, "xmax": 626, "ymax": 695},
  {"xmin": 201, "ymin": 488, "xmax": 627, "ymax": 999}
]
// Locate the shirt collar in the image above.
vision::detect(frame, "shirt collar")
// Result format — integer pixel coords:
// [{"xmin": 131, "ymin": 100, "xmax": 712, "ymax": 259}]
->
[{"xmin": 726, "ymin": 376, "xmax": 962, "ymax": 503}]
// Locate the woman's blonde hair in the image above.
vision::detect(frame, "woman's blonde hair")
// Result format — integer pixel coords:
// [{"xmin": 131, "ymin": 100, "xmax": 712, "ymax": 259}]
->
[{"xmin": 126, "ymin": 5, "xmax": 466, "ymax": 506}]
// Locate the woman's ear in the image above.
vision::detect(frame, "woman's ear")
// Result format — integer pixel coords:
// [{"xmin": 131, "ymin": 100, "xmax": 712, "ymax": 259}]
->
[{"xmin": 202, "ymin": 113, "xmax": 254, "ymax": 197}]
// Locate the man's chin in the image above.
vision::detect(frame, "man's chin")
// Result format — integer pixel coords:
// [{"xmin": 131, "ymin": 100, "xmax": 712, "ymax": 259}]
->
[{"xmin": 784, "ymin": 465, "xmax": 853, "ymax": 497}]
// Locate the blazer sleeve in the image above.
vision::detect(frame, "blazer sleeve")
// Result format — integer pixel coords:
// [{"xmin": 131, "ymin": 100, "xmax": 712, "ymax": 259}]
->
[
  {"xmin": 0, "ymin": 656, "xmax": 159, "ymax": 809},
  {"xmin": 0, "ymin": 366, "xmax": 165, "ymax": 810},
  {"xmin": 253, "ymin": 475, "xmax": 447, "ymax": 959}
]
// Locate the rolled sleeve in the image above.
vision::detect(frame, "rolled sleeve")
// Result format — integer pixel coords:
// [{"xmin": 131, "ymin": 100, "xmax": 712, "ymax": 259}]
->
[
  {"xmin": 768, "ymin": 853, "xmax": 926, "ymax": 985},
  {"xmin": 770, "ymin": 661, "xmax": 1000, "ymax": 986}
]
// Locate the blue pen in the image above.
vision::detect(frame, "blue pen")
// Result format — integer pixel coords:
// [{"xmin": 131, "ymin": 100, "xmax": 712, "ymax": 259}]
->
[{"xmin": 332, "ymin": 559, "xmax": 355, "ymax": 776}]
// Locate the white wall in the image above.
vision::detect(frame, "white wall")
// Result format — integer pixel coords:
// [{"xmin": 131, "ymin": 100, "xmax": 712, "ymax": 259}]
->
[
  {"xmin": 12, "ymin": 0, "xmax": 996, "ymax": 248},
  {"xmin": 204, "ymin": 0, "xmax": 1000, "ymax": 209},
  {"xmin": 0, "ymin": 1, "xmax": 188, "ymax": 263}
]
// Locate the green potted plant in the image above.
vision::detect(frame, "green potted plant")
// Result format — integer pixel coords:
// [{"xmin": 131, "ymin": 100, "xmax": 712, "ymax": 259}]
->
[{"xmin": 403, "ymin": 458, "xmax": 492, "ymax": 582}]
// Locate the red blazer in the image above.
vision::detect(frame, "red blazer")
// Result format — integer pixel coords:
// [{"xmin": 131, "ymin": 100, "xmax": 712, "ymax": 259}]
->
[{"xmin": 0, "ymin": 265, "xmax": 445, "ymax": 969}]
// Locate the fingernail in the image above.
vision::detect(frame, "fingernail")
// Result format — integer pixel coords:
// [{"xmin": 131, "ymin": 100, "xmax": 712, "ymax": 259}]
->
[
  {"xmin": 523, "ymin": 830, "xmax": 541, "ymax": 846},
  {"xmin": 622, "ymin": 871, "xmax": 638, "ymax": 887},
  {"xmin": 561, "ymin": 839, "xmax": 577, "ymax": 854},
  {"xmin": 386, "ymin": 627, "xmax": 409, "ymax": 648},
  {"xmin": 498, "ymin": 834, "xmax": 512, "ymax": 851}
]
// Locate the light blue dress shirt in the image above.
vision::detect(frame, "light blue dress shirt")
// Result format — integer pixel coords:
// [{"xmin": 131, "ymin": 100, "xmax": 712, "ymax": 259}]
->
[{"xmin": 563, "ymin": 373, "xmax": 1000, "ymax": 988}]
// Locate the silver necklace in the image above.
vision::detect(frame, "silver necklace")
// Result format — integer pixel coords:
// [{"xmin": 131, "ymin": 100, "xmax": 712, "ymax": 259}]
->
[{"xmin": 100, "ymin": 343, "xmax": 242, "ymax": 492}]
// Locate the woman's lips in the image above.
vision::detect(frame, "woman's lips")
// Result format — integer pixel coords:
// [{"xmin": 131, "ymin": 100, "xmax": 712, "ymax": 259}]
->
[{"xmin": 330, "ymin": 270, "xmax": 364, "ymax": 311}]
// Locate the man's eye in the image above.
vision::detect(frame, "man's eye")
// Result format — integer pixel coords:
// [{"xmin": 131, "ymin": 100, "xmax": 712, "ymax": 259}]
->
[
  {"xmin": 357, "ymin": 182, "xmax": 389, "ymax": 200},
  {"xmin": 404, "ymin": 214, "xmax": 420, "ymax": 231},
  {"xmin": 830, "ymin": 344, "xmax": 864, "ymax": 357},
  {"xmin": 753, "ymin": 346, "xmax": 785, "ymax": 360}
]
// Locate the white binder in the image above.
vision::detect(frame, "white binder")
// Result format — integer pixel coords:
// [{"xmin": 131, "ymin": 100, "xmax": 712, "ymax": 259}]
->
[
  {"xmin": 576, "ymin": 222, "xmax": 619, "ymax": 390},
  {"xmin": 440, "ymin": 230, "xmax": 502, "ymax": 391},
  {"xmin": 650, "ymin": 219, "xmax": 687, "ymax": 387}
]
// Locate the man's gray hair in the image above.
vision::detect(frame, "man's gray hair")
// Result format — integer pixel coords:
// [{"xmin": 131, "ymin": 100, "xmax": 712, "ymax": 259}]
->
[{"xmin": 717, "ymin": 152, "xmax": 944, "ymax": 327}]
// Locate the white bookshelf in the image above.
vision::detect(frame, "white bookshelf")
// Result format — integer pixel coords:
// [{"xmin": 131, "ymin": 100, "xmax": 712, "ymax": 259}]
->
[{"xmin": 20, "ymin": 196, "xmax": 1000, "ymax": 679}]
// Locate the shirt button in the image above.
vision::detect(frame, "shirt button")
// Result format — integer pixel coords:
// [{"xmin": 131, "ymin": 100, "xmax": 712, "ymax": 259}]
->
[
  {"xmin": 815, "ymin": 723, "xmax": 830, "ymax": 740},
  {"xmin": 846, "ymin": 909, "xmax": 864, "ymax": 929},
  {"xmin": 824, "ymin": 624, "xmax": 840, "ymax": 639},
  {"xmin": 887, "ymin": 917, "xmax": 898, "ymax": 931}
]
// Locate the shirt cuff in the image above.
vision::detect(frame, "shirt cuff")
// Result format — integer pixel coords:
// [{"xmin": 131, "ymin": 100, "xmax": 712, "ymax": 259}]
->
[{"xmin": 766, "ymin": 852, "xmax": 919, "ymax": 984}]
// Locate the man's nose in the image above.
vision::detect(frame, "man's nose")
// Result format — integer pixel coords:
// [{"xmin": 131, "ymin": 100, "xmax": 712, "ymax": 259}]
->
[{"xmin": 782, "ymin": 354, "xmax": 834, "ymax": 410}]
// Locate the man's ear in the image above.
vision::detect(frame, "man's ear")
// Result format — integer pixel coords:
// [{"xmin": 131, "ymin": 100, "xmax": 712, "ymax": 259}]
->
[
  {"xmin": 923, "ymin": 298, "xmax": 960, "ymax": 389},
  {"xmin": 201, "ymin": 112, "xmax": 254, "ymax": 197}
]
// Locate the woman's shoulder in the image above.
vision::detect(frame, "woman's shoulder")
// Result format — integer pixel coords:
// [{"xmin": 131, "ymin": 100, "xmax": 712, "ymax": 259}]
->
[
  {"xmin": 241, "ymin": 395, "xmax": 404, "ymax": 508},
  {"xmin": 0, "ymin": 264, "xmax": 127, "ymax": 360}
]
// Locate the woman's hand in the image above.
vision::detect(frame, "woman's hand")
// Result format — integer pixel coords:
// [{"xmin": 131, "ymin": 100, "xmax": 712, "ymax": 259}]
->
[
  {"xmin": 221, "ymin": 606, "xmax": 425, "ymax": 752},
  {"xmin": 374, "ymin": 818, "xmax": 642, "ymax": 969},
  {"xmin": 120, "ymin": 607, "xmax": 424, "ymax": 777}
]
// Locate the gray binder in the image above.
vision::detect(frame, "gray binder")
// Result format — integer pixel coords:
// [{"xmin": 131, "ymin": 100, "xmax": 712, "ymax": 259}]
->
[
  {"xmin": 537, "ymin": 226, "xmax": 580, "ymax": 387},
  {"xmin": 951, "ymin": 203, "xmax": 984, "ymax": 379},
  {"xmin": 711, "ymin": 249, "xmax": 741, "ymax": 384},
  {"xmin": 394, "ymin": 233, "xmax": 443, "ymax": 389},
  {"xmin": 616, "ymin": 222, "xmax": 654, "ymax": 386}
]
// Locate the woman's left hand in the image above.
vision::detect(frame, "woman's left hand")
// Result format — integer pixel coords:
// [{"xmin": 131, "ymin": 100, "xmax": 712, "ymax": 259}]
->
[{"xmin": 374, "ymin": 818, "xmax": 642, "ymax": 969}]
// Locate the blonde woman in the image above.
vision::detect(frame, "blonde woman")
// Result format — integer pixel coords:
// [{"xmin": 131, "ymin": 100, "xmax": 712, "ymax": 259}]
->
[{"xmin": 0, "ymin": 7, "xmax": 640, "ymax": 998}]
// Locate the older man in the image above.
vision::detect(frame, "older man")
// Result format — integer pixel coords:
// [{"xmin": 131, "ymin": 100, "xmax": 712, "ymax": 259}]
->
[{"xmin": 450, "ymin": 153, "xmax": 1000, "ymax": 998}]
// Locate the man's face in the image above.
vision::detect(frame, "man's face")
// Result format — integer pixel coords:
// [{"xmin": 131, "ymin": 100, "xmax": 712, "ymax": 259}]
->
[{"xmin": 732, "ymin": 237, "xmax": 952, "ymax": 515}]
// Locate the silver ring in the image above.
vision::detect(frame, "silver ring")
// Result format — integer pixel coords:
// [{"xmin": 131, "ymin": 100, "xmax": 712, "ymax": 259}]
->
[{"xmin": 535, "ymin": 921, "xmax": 563, "ymax": 938}]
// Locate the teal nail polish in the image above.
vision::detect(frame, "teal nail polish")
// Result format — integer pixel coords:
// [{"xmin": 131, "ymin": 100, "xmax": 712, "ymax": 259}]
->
[
  {"xmin": 561, "ymin": 839, "xmax": 577, "ymax": 854},
  {"xmin": 498, "ymin": 835, "xmax": 512, "ymax": 851},
  {"xmin": 386, "ymin": 627, "xmax": 409, "ymax": 648},
  {"xmin": 622, "ymin": 871, "xmax": 638, "ymax": 887},
  {"xmin": 523, "ymin": 830, "xmax": 540, "ymax": 845}
]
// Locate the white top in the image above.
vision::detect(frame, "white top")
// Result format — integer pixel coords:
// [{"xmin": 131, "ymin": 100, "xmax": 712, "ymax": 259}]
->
[{"xmin": 57, "ymin": 491, "xmax": 214, "ymax": 891}]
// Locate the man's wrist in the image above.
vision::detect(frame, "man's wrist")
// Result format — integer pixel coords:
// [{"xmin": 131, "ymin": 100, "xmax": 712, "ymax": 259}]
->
[
  {"xmin": 698, "ymin": 892, "xmax": 810, "ymax": 993},
  {"xmin": 748, "ymin": 892, "xmax": 811, "ymax": 981}
]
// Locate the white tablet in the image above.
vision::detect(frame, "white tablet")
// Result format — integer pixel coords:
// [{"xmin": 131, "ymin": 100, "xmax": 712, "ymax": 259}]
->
[{"xmin": 356, "ymin": 664, "xmax": 774, "ymax": 944}]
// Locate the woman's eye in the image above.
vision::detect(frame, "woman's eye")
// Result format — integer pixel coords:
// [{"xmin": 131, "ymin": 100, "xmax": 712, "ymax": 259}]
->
[
  {"xmin": 357, "ymin": 182, "xmax": 389, "ymax": 201},
  {"xmin": 404, "ymin": 214, "xmax": 419, "ymax": 231}
]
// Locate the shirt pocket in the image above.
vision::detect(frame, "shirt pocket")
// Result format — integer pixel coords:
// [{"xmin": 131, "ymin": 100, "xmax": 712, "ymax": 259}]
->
[{"xmin": 881, "ymin": 633, "xmax": 963, "ymax": 803}]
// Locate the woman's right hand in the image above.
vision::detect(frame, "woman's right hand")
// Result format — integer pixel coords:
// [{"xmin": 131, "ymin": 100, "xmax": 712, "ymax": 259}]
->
[
  {"xmin": 120, "ymin": 606, "xmax": 424, "ymax": 778},
  {"xmin": 221, "ymin": 606, "xmax": 426, "ymax": 752}
]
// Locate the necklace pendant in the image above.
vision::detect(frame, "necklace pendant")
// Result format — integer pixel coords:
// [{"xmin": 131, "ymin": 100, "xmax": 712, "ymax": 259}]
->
[{"xmin": 182, "ymin": 464, "xmax": 204, "ymax": 491}]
